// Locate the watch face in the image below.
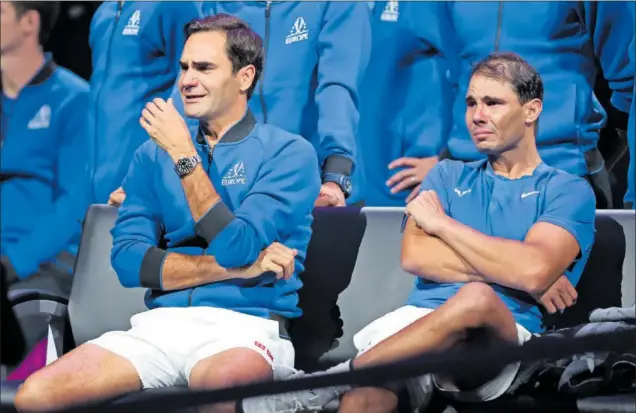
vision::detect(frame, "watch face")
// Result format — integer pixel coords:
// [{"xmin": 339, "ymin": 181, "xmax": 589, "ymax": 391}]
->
[
  {"xmin": 176, "ymin": 157, "xmax": 195, "ymax": 175},
  {"xmin": 342, "ymin": 176, "xmax": 353, "ymax": 193}
]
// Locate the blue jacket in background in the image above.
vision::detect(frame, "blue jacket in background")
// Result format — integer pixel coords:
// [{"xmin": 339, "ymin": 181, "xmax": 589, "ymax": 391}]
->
[
  {"xmin": 625, "ymin": 36, "xmax": 635, "ymax": 208},
  {"xmin": 89, "ymin": 1, "xmax": 203, "ymax": 203},
  {"xmin": 111, "ymin": 111, "xmax": 321, "ymax": 319},
  {"xmin": 442, "ymin": 1, "xmax": 635, "ymax": 178},
  {"xmin": 173, "ymin": 1, "xmax": 371, "ymax": 180},
  {"xmin": 0, "ymin": 57, "xmax": 90, "ymax": 279},
  {"xmin": 354, "ymin": 1, "xmax": 454, "ymax": 205}
]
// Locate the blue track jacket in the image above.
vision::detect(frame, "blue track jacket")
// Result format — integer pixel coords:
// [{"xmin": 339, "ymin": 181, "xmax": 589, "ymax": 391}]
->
[
  {"xmin": 111, "ymin": 110, "xmax": 321, "ymax": 319},
  {"xmin": 441, "ymin": 1, "xmax": 635, "ymax": 177},
  {"xmin": 355, "ymin": 1, "xmax": 454, "ymax": 205},
  {"xmin": 1, "ymin": 56, "xmax": 90, "ymax": 279},
  {"xmin": 89, "ymin": 1, "xmax": 203, "ymax": 203},
  {"xmin": 172, "ymin": 1, "xmax": 371, "ymax": 180}
]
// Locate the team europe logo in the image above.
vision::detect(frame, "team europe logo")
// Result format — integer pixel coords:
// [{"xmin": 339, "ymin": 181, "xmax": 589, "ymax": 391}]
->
[
  {"xmin": 122, "ymin": 10, "xmax": 141, "ymax": 36},
  {"xmin": 222, "ymin": 161, "xmax": 247, "ymax": 186},
  {"xmin": 286, "ymin": 17, "xmax": 309, "ymax": 44}
]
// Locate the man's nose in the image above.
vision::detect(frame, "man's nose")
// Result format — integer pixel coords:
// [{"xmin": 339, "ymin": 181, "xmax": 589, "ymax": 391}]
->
[
  {"xmin": 472, "ymin": 105, "xmax": 488, "ymax": 124},
  {"xmin": 180, "ymin": 71, "xmax": 199, "ymax": 89}
]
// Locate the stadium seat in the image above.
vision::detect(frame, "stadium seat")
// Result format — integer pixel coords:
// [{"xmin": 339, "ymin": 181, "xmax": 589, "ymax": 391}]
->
[
  {"xmin": 66, "ymin": 204, "xmax": 146, "ymax": 348},
  {"xmin": 1, "ymin": 206, "xmax": 633, "ymax": 412}
]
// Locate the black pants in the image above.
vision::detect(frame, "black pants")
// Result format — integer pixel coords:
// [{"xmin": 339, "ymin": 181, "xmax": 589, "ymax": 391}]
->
[{"xmin": 438, "ymin": 148, "xmax": 613, "ymax": 209}]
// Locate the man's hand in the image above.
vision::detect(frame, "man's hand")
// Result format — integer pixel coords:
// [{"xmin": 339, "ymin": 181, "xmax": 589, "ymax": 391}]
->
[
  {"xmin": 314, "ymin": 182, "xmax": 346, "ymax": 207},
  {"xmin": 405, "ymin": 190, "xmax": 447, "ymax": 235},
  {"xmin": 533, "ymin": 275, "xmax": 578, "ymax": 314},
  {"xmin": 386, "ymin": 156, "xmax": 438, "ymax": 203},
  {"xmin": 139, "ymin": 97, "xmax": 195, "ymax": 161},
  {"xmin": 239, "ymin": 242, "xmax": 298, "ymax": 280},
  {"xmin": 108, "ymin": 187, "xmax": 126, "ymax": 207}
]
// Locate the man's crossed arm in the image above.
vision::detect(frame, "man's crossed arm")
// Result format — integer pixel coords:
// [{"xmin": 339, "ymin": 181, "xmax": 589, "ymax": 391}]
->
[{"xmin": 401, "ymin": 190, "xmax": 582, "ymax": 313}]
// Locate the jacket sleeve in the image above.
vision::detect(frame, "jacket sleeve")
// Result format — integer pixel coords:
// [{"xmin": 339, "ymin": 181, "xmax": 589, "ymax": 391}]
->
[
  {"xmin": 398, "ymin": 2, "xmax": 459, "ymax": 157},
  {"xmin": 110, "ymin": 147, "xmax": 164, "ymax": 289},
  {"xmin": 196, "ymin": 138, "xmax": 321, "ymax": 269},
  {"xmin": 583, "ymin": 1, "xmax": 635, "ymax": 113},
  {"xmin": 314, "ymin": 2, "xmax": 372, "ymax": 177},
  {"xmin": 4, "ymin": 88, "xmax": 91, "ymax": 279}
]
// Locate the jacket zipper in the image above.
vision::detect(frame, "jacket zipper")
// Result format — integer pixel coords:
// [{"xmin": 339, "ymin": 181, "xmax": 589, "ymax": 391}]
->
[
  {"xmin": 258, "ymin": 1, "xmax": 271, "ymax": 124},
  {"xmin": 188, "ymin": 144, "xmax": 214, "ymax": 307},
  {"xmin": 494, "ymin": 1, "xmax": 503, "ymax": 51},
  {"xmin": 91, "ymin": 2, "xmax": 123, "ymax": 201}
]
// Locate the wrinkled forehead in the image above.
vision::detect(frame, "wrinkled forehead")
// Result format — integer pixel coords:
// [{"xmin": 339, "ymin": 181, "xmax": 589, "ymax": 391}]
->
[{"xmin": 466, "ymin": 74, "xmax": 518, "ymax": 101}]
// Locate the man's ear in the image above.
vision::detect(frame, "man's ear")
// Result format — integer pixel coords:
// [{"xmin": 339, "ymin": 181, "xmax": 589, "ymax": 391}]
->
[
  {"xmin": 524, "ymin": 98, "xmax": 543, "ymax": 125},
  {"xmin": 237, "ymin": 65, "xmax": 256, "ymax": 95}
]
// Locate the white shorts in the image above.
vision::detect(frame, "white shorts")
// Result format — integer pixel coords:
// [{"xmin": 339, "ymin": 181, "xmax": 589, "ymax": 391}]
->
[
  {"xmin": 88, "ymin": 307, "xmax": 295, "ymax": 389},
  {"xmin": 353, "ymin": 305, "xmax": 533, "ymax": 403}
]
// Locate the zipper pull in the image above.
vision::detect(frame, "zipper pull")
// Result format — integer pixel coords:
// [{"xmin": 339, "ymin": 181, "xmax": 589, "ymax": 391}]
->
[{"xmin": 265, "ymin": 1, "xmax": 271, "ymax": 17}]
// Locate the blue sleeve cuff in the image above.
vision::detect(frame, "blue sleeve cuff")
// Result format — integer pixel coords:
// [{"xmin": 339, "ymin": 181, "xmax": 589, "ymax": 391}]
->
[
  {"xmin": 139, "ymin": 247, "xmax": 167, "ymax": 289},
  {"xmin": 195, "ymin": 200, "xmax": 235, "ymax": 244}
]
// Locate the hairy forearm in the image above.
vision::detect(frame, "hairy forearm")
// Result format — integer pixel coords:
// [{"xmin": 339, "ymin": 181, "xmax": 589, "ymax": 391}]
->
[
  {"xmin": 435, "ymin": 217, "xmax": 544, "ymax": 292},
  {"xmin": 181, "ymin": 165, "xmax": 221, "ymax": 222},
  {"xmin": 161, "ymin": 252, "xmax": 238, "ymax": 291},
  {"xmin": 402, "ymin": 220, "xmax": 483, "ymax": 283}
]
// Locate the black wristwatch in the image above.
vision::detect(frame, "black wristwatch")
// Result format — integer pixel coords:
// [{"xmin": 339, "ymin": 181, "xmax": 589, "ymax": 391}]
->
[
  {"xmin": 323, "ymin": 173, "xmax": 353, "ymax": 199},
  {"xmin": 174, "ymin": 155, "xmax": 202, "ymax": 178}
]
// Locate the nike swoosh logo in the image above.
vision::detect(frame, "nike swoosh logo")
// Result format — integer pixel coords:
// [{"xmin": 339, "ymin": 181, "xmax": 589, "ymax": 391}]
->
[
  {"xmin": 521, "ymin": 191, "xmax": 540, "ymax": 199},
  {"xmin": 454, "ymin": 188, "xmax": 471, "ymax": 197}
]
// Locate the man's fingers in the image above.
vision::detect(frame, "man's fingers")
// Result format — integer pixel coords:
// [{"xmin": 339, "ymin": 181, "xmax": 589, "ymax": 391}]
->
[
  {"xmin": 552, "ymin": 295, "xmax": 568, "ymax": 312},
  {"xmin": 541, "ymin": 297, "xmax": 557, "ymax": 314},
  {"xmin": 560, "ymin": 289, "xmax": 574, "ymax": 308},
  {"xmin": 386, "ymin": 168, "xmax": 416, "ymax": 188},
  {"xmin": 565, "ymin": 280, "xmax": 578, "ymax": 303},
  {"xmin": 390, "ymin": 175, "xmax": 421, "ymax": 194},
  {"xmin": 262, "ymin": 259, "xmax": 284, "ymax": 279},
  {"xmin": 152, "ymin": 98, "xmax": 167, "ymax": 111},
  {"xmin": 388, "ymin": 157, "xmax": 419, "ymax": 170},
  {"xmin": 405, "ymin": 185, "xmax": 421, "ymax": 204}
]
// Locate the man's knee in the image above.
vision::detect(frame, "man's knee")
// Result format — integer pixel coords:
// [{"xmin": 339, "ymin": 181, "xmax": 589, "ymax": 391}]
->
[
  {"xmin": 15, "ymin": 375, "xmax": 52, "ymax": 412},
  {"xmin": 189, "ymin": 348, "xmax": 273, "ymax": 390},
  {"xmin": 339, "ymin": 387, "xmax": 398, "ymax": 413},
  {"xmin": 454, "ymin": 282, "xmax": 501, "ymax": 319}
]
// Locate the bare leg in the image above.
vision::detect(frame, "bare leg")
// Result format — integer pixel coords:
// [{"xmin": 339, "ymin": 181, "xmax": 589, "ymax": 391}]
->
[
  {"xmin": 15, "ymin": 343, "xmax": 142, "ymax": 412},
  {"xmin": 339, "ymin": 283, "xmax": 519, "ymax": 413},
  {"xmin": 188, "ymin": 348, "xmax": 274, "ymax": 413}
]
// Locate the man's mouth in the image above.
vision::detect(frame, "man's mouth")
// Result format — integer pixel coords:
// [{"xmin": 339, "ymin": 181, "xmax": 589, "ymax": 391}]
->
[{"xmin": 184, "ymin": 94, "xmax": 206, "ymax": 103}]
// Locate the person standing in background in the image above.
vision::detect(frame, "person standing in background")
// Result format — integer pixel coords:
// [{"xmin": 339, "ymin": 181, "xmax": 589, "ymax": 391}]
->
[
  {"xmin": 90, "ymin": 1, "xmax": 203, "ymax": 205},
  {"xmin": 432, "ymin": 1, "xmax": 634, "ymax": 209},
  {"xmin": 171, "ymin": 1, "xmax": 371, "ymax": 207},
  {"xmin": 355, "ymin": 1, "xmax": 454, "ymax": 205},
  {"xmin": 0, "ymin": 0, "xmax": 90, "ymax": 345}
]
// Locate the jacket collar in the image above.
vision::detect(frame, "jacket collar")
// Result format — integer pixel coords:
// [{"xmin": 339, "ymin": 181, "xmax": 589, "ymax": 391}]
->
[
  {"xmin": 0, "ymin": 53, "xmax": 56, "ymax": 94},
  {"xmin": 195, "ymin": 109, "xmax": 257, "ymax": 145}
]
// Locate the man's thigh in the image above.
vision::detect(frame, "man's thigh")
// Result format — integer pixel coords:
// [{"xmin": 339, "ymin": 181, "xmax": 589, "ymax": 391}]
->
[
  {"xmin": 15, "ymin": 343, "xmax": 142, "ymax": 412},
  {"xmin": 180, "ymin": 309, "xmax": 296, "ymax": 385},
  {"xmin": 86, "ymin": 313, "xmax": 184, "ymax": 389}
]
